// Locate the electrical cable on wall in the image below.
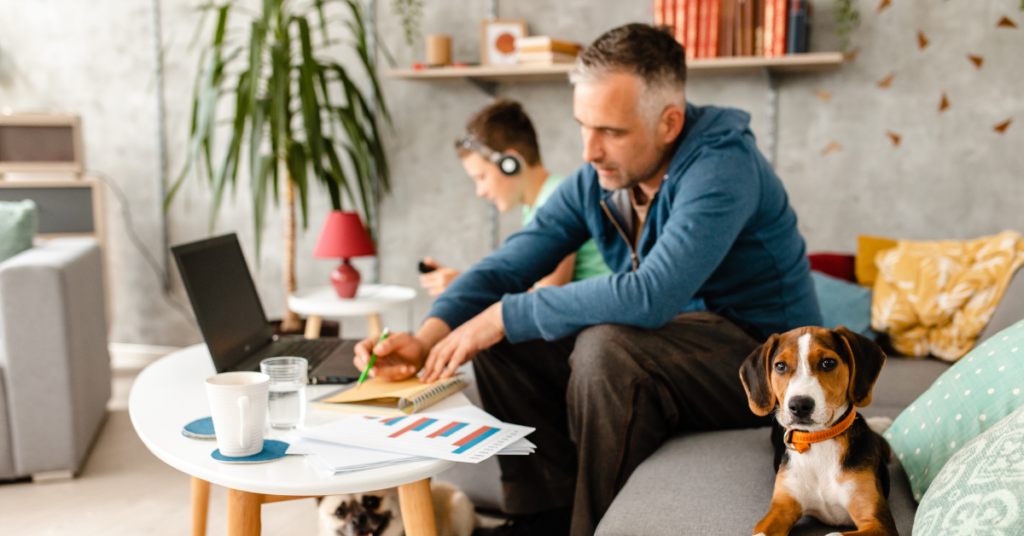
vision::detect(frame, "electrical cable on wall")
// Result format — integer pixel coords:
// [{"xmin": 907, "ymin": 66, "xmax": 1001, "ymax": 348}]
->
[
  {"xmin": 149, "ymin": 0, "xmax": 172, "ymax": 291},
  {"xmin": 88, "ymin": 170, "xmax": 194, "ymax": 324}
]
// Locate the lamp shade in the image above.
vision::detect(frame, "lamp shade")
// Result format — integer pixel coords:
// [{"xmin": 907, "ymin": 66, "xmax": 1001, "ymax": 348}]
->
[{"xmin": 313, "ymin": 211, "xmax": 376, "ymax": 259}]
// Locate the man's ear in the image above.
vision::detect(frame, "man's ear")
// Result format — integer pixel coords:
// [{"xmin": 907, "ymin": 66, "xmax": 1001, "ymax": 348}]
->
[
  {"xmin": 740, "ymin": 334, "xmax": 779, "ymax": 416},
  {"xmin": 658, "ymin": 105, "xmax": 686, "ymax": 145},
  {"xmin": 834, "ymin": 326, "xmax": 887, "ymax": 407}
]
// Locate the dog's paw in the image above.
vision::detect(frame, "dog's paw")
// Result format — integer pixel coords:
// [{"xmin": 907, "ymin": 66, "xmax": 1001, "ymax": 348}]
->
[
  {"xmin": 866, "ymin": 416, "xmax": 893, "ymax": 434},
  {"xmin": 825, "ymin": 533, "xmax": 844, "ymax": 536},
  {"xmin": 754, "ymin": 533, "xmax": 767, "ymax": 536}
]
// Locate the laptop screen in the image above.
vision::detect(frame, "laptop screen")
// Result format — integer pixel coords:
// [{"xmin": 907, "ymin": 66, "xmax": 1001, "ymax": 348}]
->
[{"xmin": 171, "ymin": 234, "xmax": 272, "ymax": 372}]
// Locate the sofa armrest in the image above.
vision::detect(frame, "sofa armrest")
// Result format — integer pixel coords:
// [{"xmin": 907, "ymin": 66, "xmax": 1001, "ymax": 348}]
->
[
  {"xmin": 0, "ymin": 238, "xmax": 111, "ymax": 476},
  {"xmin": 978, "ymin": 267, "xmax": 1024, "ymax": 344}
]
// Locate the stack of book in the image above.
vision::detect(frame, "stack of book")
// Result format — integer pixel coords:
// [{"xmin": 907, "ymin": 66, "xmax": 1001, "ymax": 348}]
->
[
  {"xmin": 517, "ymin": 36, "xmax": 583, "ymax": 66},
  {"xmin": 654, "ymin": 0, "xmax": 810, "ymax": 60}
]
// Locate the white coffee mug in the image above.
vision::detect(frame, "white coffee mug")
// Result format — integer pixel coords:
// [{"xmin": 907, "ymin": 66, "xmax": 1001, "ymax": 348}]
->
[{"xmin": 205, "ymin": 372, "xmax": 270, "ymax": 457}]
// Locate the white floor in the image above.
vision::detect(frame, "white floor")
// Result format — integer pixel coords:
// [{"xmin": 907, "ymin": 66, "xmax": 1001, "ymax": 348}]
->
[{"xmin": 0, "ymin": 356, "xmax": 319, "ymax": 535}]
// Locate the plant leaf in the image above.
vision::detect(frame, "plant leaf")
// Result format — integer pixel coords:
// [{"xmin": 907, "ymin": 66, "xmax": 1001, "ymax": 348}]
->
[{"xmin": 287, "ymin": 141, "xmax": 310, "ymax": 229}]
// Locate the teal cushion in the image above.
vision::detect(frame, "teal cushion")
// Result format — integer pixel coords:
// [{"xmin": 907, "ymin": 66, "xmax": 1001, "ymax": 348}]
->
[
  {"xmin": 915, "ymin": 402, "xmax": 1024, "ymax": 534},
  {"xmin": 812, "ymin": 271, "xmax": 874, "ymax": 338},
  {"xmin": 0, "ymin": 200, "xmax": 37, "ymax": 263},
  {"xmin": 886, "ymin": 321, "xmax": 1024, "ymax": 501}
]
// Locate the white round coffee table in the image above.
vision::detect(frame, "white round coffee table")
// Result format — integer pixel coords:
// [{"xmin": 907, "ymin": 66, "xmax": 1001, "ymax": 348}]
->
[
  {"xmin": 288, "ymin": 284, "xmax": 417, "ymax": 339},
  {"xmin": 129, "ymin": 344, "xmax": 456, "ymax": 536}
]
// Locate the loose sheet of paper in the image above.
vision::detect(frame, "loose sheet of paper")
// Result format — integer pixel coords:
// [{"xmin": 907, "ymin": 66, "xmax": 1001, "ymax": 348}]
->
[{"xmin": 296, "ymin": 411, "xmax": 534, "ymax": 463}]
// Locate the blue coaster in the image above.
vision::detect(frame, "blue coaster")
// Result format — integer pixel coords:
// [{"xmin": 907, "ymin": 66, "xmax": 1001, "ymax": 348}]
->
[
  {"xmin": 212, "ymin": 439, "xmax": 290, "ymax": 464},
  {"xmin": 182, "ymin": 417, "xmax": 216, "ymax": 440}
]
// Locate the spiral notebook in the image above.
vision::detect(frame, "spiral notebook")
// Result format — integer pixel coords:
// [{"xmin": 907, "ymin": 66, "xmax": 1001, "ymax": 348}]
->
[{"xmin": 313, "ymin": 374, "xmax": 468, "ymax": 415}]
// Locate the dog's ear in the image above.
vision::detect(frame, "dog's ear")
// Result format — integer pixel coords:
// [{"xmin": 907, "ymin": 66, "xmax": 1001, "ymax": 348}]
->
[
  {"xmin": 834, "ymin": 326, "xmax": 887, "ymax": 407},
  {"xmin": 740, "ymin": 334, "xmax": 780, "ymax": 416}
]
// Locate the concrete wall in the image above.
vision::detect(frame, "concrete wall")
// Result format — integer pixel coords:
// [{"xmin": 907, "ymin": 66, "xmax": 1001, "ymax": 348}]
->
[{"xmin": 0, "ymin": 0, "xmax": 1020, "ymax": 346}]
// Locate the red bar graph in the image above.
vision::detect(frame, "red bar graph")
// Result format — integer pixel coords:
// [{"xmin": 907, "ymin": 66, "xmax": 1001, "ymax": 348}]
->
[
  {"xmin": 389, "ymin": 417, "xmax": 430, "ymax": 438},
  {"xmin": 427, "ymin": 421, "xmax": 465, "ymax": 438},
  {"xmin": 453, "ymin": 426, "xmax": 494, "ymax": 447}
]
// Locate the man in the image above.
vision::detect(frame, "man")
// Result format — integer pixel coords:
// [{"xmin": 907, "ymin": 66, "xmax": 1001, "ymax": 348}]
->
[
  {"xmin": 355, "ymin": 24, "xmax": 822, "ymax": 536},
  {"xmin": 420, "ymin": 99, "xmax": 612, "ymax": 297}
]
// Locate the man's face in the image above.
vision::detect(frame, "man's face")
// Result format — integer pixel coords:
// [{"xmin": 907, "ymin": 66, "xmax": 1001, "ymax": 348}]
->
[
  {"xmin": 574, "ymin": 72, "xmax": 672, "ymax": 191},
  {"xmin": 461, "ymin": 152, "xmax": 523, "ymax": 212}
]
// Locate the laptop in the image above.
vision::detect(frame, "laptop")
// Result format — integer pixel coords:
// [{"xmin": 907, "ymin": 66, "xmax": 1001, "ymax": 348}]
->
[{"xmin": 172, "ymin": 233, "xmax": 361, "ymax": 384}]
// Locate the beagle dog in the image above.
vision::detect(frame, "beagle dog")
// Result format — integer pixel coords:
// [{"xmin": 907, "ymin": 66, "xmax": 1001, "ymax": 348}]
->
[{"xmin": 740, "ymin": 326, "xmax": 898, "ymax": 536}]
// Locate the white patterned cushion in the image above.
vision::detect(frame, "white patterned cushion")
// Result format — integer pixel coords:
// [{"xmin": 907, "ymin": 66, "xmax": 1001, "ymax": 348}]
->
[{"xmin": 915, "ymin": 402, "xmax": 1024, "ymax": 534}]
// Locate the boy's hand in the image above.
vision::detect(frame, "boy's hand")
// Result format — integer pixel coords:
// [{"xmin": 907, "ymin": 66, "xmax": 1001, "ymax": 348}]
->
[
  {"xmin": 419, "ymin": 257, "xmax": 461, "ymax": 297},
  {"xmin": 353, "ymin": 331, "xmax": 427, "ymax": 381}
]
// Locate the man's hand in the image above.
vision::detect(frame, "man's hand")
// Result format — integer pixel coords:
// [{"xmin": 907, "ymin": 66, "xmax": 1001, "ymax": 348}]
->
[
  {"xmin": 353, "ymin": 331, "xmax": 427, "ymax": 381},
  {"xmin": 419, "ymin": 257, "xmax": 461, "ymax": 297},
  {"xmin": 420, "ymin": 302, "xmax": 505, "ymax": 383}
]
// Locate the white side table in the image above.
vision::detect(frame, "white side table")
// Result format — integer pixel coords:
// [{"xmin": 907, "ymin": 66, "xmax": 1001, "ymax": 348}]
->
[
  {"xmin": 288, "ymin": 284, "xmax": 417, "ymax": 339},
  {"xmin": 129, "ymin": 344, "xmax": 461, "ymax": 536}
]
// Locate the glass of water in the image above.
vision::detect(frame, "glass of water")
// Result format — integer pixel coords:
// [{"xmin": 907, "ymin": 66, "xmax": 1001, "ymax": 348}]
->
[{"xmin": 260, "ymin": 356, "xmax": 308, "ymax": 429}]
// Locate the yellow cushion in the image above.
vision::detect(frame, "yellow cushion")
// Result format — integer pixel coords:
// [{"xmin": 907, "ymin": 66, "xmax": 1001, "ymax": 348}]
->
[{"xmin": 856, "ymin": 235, "xmax": 898, "ymax": 287}]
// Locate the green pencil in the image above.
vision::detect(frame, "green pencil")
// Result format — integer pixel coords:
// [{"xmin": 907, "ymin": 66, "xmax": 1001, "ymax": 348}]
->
[{"xmin": 356, "ymin": 328, "xmax": 390, "ymax": 389}]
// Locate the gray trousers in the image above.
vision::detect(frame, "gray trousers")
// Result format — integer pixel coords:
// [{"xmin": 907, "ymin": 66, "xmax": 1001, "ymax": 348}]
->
[{"xmin": 472, "ymin": 312, "xmax": 772, "ymax": 536}]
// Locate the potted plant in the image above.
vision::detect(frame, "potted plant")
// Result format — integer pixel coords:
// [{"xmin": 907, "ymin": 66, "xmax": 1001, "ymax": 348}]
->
[{"xmin": 167, "ymin": 0, "xmax": 391, "ymax": 332}]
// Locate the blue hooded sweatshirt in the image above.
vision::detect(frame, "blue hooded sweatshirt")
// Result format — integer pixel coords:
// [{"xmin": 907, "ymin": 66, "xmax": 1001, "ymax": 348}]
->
[{"xmin": 429, "ymin": 103, "xmax": 822, "ymax": 342}]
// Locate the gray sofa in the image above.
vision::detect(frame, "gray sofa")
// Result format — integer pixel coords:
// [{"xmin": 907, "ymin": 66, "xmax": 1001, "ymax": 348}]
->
[
  {"xmin": 438, "ymin": 269, "xmax": 1024, "ymax": 534},
  {"xmin": 0, "ymin": 238, "xmax": 110, "ymax": 481}
]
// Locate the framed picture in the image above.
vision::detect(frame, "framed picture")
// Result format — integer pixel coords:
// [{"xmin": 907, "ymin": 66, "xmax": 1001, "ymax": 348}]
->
[{"xmin": 480, "ymin": 19, "xmax": 527, "ymax": 66}]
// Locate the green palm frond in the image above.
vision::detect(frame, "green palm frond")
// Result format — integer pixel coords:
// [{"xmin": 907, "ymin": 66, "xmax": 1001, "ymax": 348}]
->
[{"xmin": 166, "ymin": 0, "xmax": 391, "ymax": 251}]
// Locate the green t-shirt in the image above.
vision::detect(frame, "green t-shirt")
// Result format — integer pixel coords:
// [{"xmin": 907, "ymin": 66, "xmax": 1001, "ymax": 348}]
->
[{"xmin": 522, "ymin": 175, "xmax": 613, "ymax": 281}]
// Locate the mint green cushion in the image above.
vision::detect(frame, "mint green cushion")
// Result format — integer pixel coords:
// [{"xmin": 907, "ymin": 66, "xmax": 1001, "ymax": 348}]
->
[
  {"xmin": 0, "ymin": 200, "xmax": 37, "ymax": 263},
  {"xmin": 915, "ymin": 402, "xmax": 1024, "ymax": 534},
  {"xmin": 886, "ymin": 321, "xmax": 1024, "ymax": 501}
]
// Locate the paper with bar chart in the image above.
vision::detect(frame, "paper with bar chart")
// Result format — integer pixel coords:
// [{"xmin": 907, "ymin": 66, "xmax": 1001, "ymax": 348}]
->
[{"xmin": 296, "ymin": 412, "xmax": 535, "ymax": 463}]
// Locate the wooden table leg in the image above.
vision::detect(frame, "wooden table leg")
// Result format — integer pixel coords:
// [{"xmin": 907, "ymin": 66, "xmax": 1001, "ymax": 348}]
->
[
  {"xmin": 398, "ymin": 478, "xmax": 437, "ymax": 536},
  {"xmin": 191, "ymin": 477, "xmax": 211, "ymax": 536},
  {"xmin": 304, "ymin": 314, "xmax": 323, "ymax": 339},
  {"xmin": 367, "ymin": 313, "xmax": 382, "ymax": 339},
  {"xmin": 227, "ymin": 488, "xmax": 263, "ymax": 536}
]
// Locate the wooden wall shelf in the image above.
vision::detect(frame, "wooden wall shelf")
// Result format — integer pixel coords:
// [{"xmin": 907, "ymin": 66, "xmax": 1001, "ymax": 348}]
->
[{"xmin": 387, "ymin": 52, "xmax": 844, "ymax": 84}]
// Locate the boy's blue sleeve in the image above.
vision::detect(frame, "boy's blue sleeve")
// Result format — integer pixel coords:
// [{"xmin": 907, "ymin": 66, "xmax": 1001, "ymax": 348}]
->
[{"xmin": 427, "ymin": 171, "xmax": 592, "ymax": 331}]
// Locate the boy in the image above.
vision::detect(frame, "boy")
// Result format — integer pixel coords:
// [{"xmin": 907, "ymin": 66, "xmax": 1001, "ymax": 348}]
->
[{"xmin": 419, "ymin": 99, "xmax": 611, "ymax": 296}]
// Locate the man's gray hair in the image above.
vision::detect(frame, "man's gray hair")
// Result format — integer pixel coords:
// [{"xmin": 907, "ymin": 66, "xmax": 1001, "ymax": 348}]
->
[{"xmin": 570, "ymin": 24, "xmax": 688, "ymax": 129}]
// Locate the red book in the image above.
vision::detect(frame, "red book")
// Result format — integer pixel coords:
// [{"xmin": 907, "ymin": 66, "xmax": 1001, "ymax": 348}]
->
[
  {"xmin": 707, "ymin": 0, "xmax": 720, "ymax": 58},
  {"xmin": 773, "ymin": 0, "xmax": 788, "ymax": 56},
  {"xmin": 665, "ymin": 0, "xmax": 676, "ymax": 29},
  {"xmin": 720, "ymin": 0, "xmax": 736, "ymax": 57},
  {"xmin": 675, "ymin": 0, "xmax": 687, "ymax": 46},
  {"xmin": 698, "ymin": 0, "xmax": 711, "ymax": 57},
  {"xmin": 654, "ymin": 0, "xmax": 665, "ymax": 26},
  {"xmin": 685, "ymin": 0, "xmax": 700, "ymax": 60},
  {"xmin": 763, "ymin": 0, "xmax": 776, "ymax": 57}
]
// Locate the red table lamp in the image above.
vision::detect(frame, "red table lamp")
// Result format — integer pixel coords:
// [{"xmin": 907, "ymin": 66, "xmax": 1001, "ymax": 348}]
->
[{"xmin": 313, "ymin": 211, "xmax": 376, "ymax": 298}]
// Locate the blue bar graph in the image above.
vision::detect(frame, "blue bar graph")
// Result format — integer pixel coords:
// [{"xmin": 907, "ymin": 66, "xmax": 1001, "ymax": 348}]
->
[
  {"xmin": 453, "ymin": 427, "xmax": 500, "ymax": 454},
  {"xmin": 413, "ymin": 418, "xmax": 438, "ymax": 432},
  {"xmin": 440, "ymin": 422, "xmax": 468, "ymax": 438}
]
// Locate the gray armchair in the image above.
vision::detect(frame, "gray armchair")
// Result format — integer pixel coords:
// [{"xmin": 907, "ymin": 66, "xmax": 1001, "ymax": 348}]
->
[{"xmin": 0, "ymin": 238, "xmax": 110, "ymax": 481}]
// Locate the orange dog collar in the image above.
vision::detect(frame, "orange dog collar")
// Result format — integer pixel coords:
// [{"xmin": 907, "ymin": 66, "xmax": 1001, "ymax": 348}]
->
[{"xmin": 784, "ymin": 408, "xmax": 857, "ymax": 454}]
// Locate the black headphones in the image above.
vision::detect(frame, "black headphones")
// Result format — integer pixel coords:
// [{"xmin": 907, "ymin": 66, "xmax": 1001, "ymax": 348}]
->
[{"xmin": 457, "ymin": 134, "xmax": 525, "ymax": 176}]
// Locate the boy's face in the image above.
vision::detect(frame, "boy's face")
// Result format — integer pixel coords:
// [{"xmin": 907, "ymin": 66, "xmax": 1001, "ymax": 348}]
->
[{"xmin": 461, "ymin": 152, "xmax": 523, "ymax": 212}]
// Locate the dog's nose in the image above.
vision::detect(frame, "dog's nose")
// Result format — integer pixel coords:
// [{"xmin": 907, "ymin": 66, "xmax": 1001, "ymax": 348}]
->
[{"xmin": 788, "ymin": 396, "xmax": 815, "ymax": 419}]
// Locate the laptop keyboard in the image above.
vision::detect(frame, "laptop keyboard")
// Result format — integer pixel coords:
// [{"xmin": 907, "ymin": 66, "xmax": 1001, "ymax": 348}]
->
[{"xmin": 238, "ymin": 337, "xmax": 342, "ymax": 372}]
